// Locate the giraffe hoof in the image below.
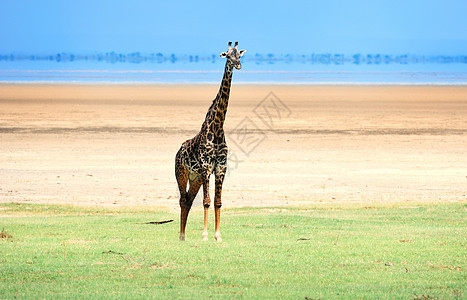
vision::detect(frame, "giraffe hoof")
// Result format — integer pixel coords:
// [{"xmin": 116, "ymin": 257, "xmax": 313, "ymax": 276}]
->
[
  {"xmin": 215, "ymin": 233, "xmax": 222, "ymax": 242},
  {"xmin": 202, "ymin": 233, "xmax": 208, "ymax": 241},
  {"xmin": 179, "ymin": 234, "xmax": 185, "ymax": 241}
]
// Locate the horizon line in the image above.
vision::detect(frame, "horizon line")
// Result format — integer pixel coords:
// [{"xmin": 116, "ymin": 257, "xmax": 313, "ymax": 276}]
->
[
  {"xmin": 1, "ymin": 52, "xmax": 466, "ymax": 65},
  {"xmin": 2, "ymin": 80, "xmax": 466, "ymax": 86}
]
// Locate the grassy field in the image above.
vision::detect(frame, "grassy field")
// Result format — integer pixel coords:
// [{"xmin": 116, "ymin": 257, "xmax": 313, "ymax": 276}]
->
[{"xmin": 0, "ymin": 202, "xmax": 465, "ymax": 299}]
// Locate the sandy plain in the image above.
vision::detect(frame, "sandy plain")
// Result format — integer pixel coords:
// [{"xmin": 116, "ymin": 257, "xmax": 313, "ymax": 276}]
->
[{"xmin": 0, "ymin": 84, "xmax": 466, "ymax": 209}]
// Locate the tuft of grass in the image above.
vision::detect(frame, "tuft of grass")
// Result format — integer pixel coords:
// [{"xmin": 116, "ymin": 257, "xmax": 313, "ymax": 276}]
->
[
  {"xmin": 1, "ymin": 227, "xmax": 13, "ymax": 240},
  {"xmin": 0, "ymin": 202, "xmax": 465, "ymax": 299}
]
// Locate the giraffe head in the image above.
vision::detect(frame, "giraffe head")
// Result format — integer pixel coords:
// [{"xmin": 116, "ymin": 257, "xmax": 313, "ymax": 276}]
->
[{"xmin": 219, "ymin": 41, "xmax": 246, "ymax": 70}]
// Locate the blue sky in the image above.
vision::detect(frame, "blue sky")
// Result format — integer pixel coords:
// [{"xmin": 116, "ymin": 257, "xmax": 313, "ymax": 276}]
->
[{"xmin": 1, "ymin": 0, "xmax": 466, "ymax": 55}]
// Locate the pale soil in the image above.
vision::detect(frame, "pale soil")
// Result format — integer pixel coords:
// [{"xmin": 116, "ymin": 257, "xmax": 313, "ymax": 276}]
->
[{"xmin": 1, "ymin": 84, "xmax": 466, "ymax": 210}]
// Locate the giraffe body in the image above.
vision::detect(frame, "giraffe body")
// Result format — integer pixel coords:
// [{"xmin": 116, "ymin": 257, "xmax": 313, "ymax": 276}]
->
[{"xmin": 175, "ymin": 42, "xmax": 245, "ymax": 241}]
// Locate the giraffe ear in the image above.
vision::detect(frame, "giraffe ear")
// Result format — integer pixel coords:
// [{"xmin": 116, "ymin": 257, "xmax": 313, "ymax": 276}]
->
[
  {"xmin": 219, "ymin": 52, "xmax": 228, "ymax": 58},
  {"xmin": 239, "ymin": 49, "xmax": 246, "ymax": 57}
]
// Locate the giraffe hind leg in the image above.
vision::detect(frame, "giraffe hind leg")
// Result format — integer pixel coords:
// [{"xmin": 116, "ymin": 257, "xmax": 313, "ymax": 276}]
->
[
  {"xmin": 175, "ymin": 148, "xmax": 188, "ymax": 204},
  {"xmin": 175, "ymin": 148, "xmax": 190, "ymax": 241},
  {"xmin": 180, "ymin": 176, "xmax": 202, "ymax": 241}
]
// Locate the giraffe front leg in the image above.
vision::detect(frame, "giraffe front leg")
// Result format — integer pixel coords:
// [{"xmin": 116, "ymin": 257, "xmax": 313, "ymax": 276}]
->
[
  {"xmin": 202, "ymin": 177, "xmax": 211, "ymax": 241},
  {"xmin": 214, "ymin": 165, "xmax": 226, "ymax": 242}
]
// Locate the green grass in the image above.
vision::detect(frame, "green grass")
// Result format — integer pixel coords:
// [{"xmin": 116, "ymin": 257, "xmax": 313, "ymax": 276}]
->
[{"xmin": 1, "ymin": 202, "xmax": 465, "ymax": 299}]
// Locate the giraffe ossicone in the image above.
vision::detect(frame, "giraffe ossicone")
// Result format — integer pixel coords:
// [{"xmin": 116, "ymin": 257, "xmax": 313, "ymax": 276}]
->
[{"xmin": 175, "ymin": 41, "xmax": 246, "ymax": 241}]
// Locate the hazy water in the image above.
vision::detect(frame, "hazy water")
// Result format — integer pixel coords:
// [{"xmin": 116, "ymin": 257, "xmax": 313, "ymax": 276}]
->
[{"xmin": 0, "ymin": 53, "xmax": 466, "ymax": 84}]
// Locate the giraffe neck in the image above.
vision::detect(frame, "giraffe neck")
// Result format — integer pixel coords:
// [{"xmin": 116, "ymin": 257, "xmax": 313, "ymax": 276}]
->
[{"xmin": 204, "ymin": 61, "xmax": 233, "ymax": 131}]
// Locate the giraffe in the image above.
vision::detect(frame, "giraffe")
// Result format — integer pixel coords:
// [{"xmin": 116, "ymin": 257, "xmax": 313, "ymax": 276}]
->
[{"xmin": 175, "ymin": 41, "xmax": 246, "ymax": 241}]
